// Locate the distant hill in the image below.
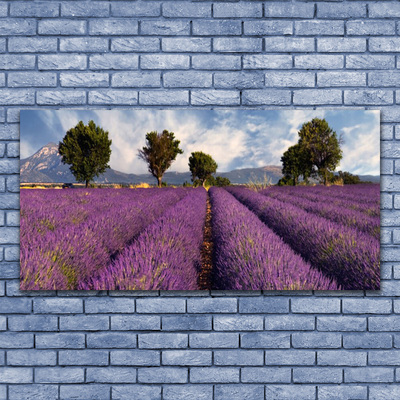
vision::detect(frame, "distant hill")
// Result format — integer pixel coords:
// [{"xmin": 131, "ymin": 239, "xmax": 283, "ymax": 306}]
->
[
  {"xmin": 219, "ymin": 165, "xmax": 283, "ymax": 185},
  {"xmin": 20, "ymin": 143, "xmax": 285, "ymax": 185},
  {"xmin": 358, "ymin": 175, "xmax": 380, "ymax": 183},
  {"xmin": 330, "ymin": 171, "xmax": 379, "ymax": 184}
]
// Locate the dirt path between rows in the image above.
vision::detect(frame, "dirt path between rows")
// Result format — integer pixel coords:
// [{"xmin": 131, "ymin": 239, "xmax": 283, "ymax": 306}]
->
[{"xmin": 198, "ymin": 193, "xmax": 213, "ymax": 290}]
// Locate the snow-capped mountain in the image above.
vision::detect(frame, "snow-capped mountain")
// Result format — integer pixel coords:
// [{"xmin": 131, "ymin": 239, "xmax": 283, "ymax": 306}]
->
[
  {"xmin": 20, "ymin": 142, "xmax": 75, "ymax": 183},
  {"xmin": 20, "ymin": 142, "xmax": 144, "ymax": 184}
]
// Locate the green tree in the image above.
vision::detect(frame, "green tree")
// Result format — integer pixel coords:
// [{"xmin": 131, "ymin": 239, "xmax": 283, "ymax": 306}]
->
[
  {"xmin": 298, "ymin": 118, "xmax": 343, "ymax": 185},
  {"xmin": 215, "ymin": 176, "xmax": 231, "ymax": 187},
  {"xmin": 338, "ymin": 170, "xmax": 361, "ymax": 185},
  {"xmin": 58, "ymin": 120, "xmax": 112, "ymax": 188},
  {"xmin": 199, "ymin": 176, "xmax": 231, "ymax": 187},
  {"xmin": 277, "ymin": 175, "xmax": 295, "ymax": 186},
  {"xmin": 281, "ymin": 143, "xmax": 313, "ymax": 186},
  {"xmin": 138, "ymin": 130, "xmax": 183, "ymax": 188},
  {"xmin": 188, "ymin": 151, "xmax": 218, "ymax": 188},
  {"xmin": 203, "ymin": 176, "xmax": 216, "ymax": 187}
]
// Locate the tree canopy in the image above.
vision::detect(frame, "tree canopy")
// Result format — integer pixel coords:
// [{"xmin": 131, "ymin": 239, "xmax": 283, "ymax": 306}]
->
[
  {"xmin": 215, "ymin": 176, "xmax": 231, "ymax": 187},
  {"xmin": 58, "ymin": 120, "xmax": 112, "ymax": 188},
  {"xmin": 205, "ymin": 175, "xmax": 231, "ymax": 187},
  {"xmin": 280, "ymin": 143, "xmax": 313, "ymax": 186},
  {"xmin": 188, "ymin": 151, "xmax": 218, "ymax": 188},
  {"xmin": 298, "ymin": 118, "xmax": 343, "ymax": 185},
  {"xmin": 338, "ymin": 170, "xmax": 361, "ymax": 185},
  {"xmin": 138, "ymin": 130, "xmax": 183, "ymax": 187},
  {"xmin": 279, "ymin": 118, "xmax": 343, "ymax": 186}
]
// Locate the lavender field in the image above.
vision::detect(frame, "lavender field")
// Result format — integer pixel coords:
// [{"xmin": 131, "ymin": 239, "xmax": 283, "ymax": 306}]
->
[{"xmin": 20, "ymin": 184, "xmax": 380, "ymax": 291}]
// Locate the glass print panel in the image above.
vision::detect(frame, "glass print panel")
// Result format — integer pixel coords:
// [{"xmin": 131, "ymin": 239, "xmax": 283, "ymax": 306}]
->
[{"xmin": 20, "ymin": 109, "xmax": 380, "ymax": 290}]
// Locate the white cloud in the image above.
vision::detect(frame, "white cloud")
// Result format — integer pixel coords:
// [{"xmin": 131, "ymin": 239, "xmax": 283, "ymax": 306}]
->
[
  {"xmin": 339, "ymin": 112, "xmax": 380, "ymax": 175},
  {"xmin": 20, "ymin": 141, "xmax": 36, "ymax": 160},
  {"xmin": 85, "ymin": 110, "xmax": 249, "ymax": 174},
  {"xmin": 282, "ymin": 109, "xmax": 327, "ymax": 142}
]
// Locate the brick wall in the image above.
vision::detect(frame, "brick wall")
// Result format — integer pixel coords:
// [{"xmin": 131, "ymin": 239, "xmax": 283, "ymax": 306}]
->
[{"xmin": 0, "ymin": 1, "xmax": 399, "ymax": 399}]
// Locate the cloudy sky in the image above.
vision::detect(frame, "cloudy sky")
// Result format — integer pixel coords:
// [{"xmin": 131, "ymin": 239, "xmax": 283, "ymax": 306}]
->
[{"xmin": 20, "ymin": 109, "xmax": 380, "ymax": 176}]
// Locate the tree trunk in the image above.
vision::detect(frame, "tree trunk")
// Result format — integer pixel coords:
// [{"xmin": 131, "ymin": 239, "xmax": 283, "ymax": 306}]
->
[
  {"xmin": 85, "ymin": 180, "xmax": 89, "ymax": 188},
  {"xmin": 157, "ymin": 177, "xmax": 162, "ymax": 188}
]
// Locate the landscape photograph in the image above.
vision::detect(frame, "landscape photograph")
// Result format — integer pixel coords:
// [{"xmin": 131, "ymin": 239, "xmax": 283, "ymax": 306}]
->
[{"xmin": 20, "ymin": 109, "xmax": 380, "ymax": 291}]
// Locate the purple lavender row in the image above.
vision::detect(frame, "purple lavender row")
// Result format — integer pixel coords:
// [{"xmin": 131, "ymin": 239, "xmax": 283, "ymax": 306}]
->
[
  {"xmin": 227, "ymin": 187, "xmax": 380, "ymax": 290},
  {"xmin": 21, "ymin": 189, "xmax": 93, "ymax": 234},
  {"xmin": 306, "ymin": 182, "xmax": 380, "ymax": 195},
  {"xmin": 20, "ymin": 188, "xmax": 188, "ymax": 290},
  {"xmin": 209, "ymin": 187, "xmax": 339, "ymax": 290},
  {"xmin": 302, "ymin": 184, "xmax": 380, "ymax": 205},
  {"xmin": 80, "ymin": 188, "xmax": 208, "ymax": 290},
  {"xmin": 21, "ymin": 188, "xmax": 188, "ymax": 258},
  {"xmin": 21, "ymin": 189, "xmax": 187, "ymax": 290},
  {"xmin": 21, "ymin": 188, "xmax": 176, "ymax": 234},
  {"xmin": 263, "ymin": 185, "xmax": 379, "ymax": 218},
  {"xmin": 260, "ymin": 189, "xmax": 380, "ymax": 240}
]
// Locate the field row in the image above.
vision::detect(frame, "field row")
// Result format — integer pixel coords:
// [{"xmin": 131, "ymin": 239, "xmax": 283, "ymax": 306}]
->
[
  {"xmin": 226, "ymin": 186, "xmax": 379, "ymax": 290},
  {"xmin": 21, "ymin": 188, "xmax": 190, "ymax": 290}
]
